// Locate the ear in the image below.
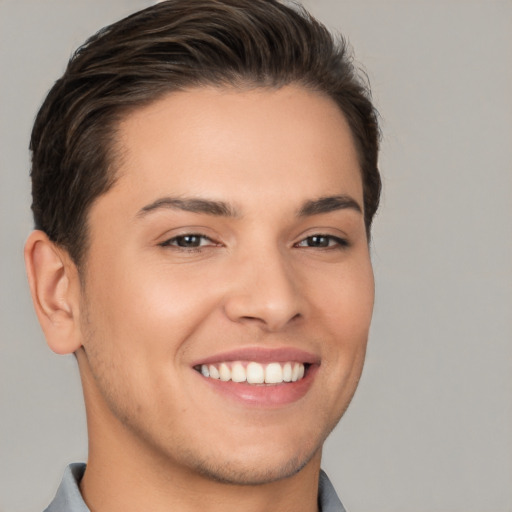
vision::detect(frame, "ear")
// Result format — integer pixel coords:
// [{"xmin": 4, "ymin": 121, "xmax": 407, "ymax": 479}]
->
[{"xmin": 24, "ymin": 230, "xmax": 83, "ymax": 354}]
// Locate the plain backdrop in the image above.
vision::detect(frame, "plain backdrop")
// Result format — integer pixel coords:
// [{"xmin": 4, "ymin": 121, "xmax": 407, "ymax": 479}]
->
[{"xmin": 1, "ymin": 1, "xmax": 511, "ymax": 511}]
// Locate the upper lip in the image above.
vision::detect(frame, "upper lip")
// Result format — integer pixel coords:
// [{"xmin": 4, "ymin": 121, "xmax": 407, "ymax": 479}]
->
[{"xmin": 191, "ymin": 347, "xmax": 319, "ymax": 367}]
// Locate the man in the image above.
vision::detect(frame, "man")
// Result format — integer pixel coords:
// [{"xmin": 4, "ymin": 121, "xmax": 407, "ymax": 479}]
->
[{"xmin": 24, "ymin": 0, "xmax": 381, "ymax": 510}]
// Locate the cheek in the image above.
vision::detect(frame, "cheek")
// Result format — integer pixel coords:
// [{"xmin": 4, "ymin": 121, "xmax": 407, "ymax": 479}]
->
[
  {"xmin": 311, "ymin": 257, "xmax": 374, "ymax": 384},
  {"xmin": 312, "ymin": 257, "xmax": 374, "ymax": 336},
  {"xmin": 82, "ymin": 254, "xmax": 223, "ymax": 360}
]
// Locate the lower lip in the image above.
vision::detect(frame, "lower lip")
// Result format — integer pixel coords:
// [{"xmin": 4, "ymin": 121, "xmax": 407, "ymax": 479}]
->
[{"xmin": 196, "ymin": 365, "xmax": 318, "ymax": 408}]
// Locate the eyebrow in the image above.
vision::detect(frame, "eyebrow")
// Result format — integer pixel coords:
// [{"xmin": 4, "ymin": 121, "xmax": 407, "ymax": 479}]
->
[
  {"xmin": 137, "ymin": 197, "xmax": 239, "ymax": 218},
  {"xmin": 297, "ymin": 195, "xmax": 362, "ymax": 217},
  {"xmin": 136, "ymin": 194, "xmax": 362, "ymax": 219}
]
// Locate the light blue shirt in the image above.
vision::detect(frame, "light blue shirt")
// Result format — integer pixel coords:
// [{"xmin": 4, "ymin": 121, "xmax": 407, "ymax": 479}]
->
[{"xmin": 44, "ymin": 463, "xmax": 347, "ymax": 512}]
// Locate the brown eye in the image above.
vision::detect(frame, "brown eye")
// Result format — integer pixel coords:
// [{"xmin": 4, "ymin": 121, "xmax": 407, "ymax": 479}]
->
[
  {"xmin": 174, "ymin": 235, "xmax": 203, "ymax": 247},
  {"xmin": 306, "ymin": 235, "xmax": 330, "ymax": 247},
  {"xmin": 296, "ymin": 235, "xmax": 348, "ymax": 249},
  {"xmin": 160, "ymin": 234, "xmax": 214, "ymax": 249}
]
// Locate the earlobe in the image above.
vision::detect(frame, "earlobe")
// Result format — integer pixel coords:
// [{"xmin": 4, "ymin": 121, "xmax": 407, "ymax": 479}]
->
[{"xmin": 24, "ymin": 230, "xmax": 83, "ymax": 355}]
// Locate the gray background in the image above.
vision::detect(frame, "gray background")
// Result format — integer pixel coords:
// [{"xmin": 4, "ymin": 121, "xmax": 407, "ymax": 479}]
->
[{"xmin": 1, "ymin": 0, "xmax": 511, "ymax": 511}]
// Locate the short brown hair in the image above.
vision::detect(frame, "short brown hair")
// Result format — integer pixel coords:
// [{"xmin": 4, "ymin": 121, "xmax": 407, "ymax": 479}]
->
[{"xmin": 30, "ymin": 0, "xmax": 381, "ymax": 267}]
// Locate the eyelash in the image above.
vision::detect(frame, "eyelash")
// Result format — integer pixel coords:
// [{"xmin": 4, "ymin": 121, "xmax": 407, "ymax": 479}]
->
[
  {"xmin": 159, "ymin": 233, "xmax": 217, "ymax": 252},
  {"xmin": 159, "ymin": 233, "xmax": 349, "ymax": 252},
  {"xmin": 294, "ymin": 234, "xmax": 349, "ymax": 249}
]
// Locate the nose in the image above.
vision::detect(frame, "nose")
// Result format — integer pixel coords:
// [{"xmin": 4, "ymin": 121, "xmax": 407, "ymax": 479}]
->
[{"xmin": 222, "ymin": 249, "xmax": 304, "ymax": 332}]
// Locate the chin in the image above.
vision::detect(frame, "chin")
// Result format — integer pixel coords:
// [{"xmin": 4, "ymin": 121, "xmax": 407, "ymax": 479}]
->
[
  {"xmin": 164, "ymin": 425, "xmax": 327, "ymax": 487},
  {"xmin": 187, "ymin": 448, "xmax": 319, "ymax": 486}
]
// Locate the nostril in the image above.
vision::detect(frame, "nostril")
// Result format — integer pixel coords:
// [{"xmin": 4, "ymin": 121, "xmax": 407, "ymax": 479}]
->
[{"xmin": 238, "ymin": 312, "xmax": 302, "ymax": 331}]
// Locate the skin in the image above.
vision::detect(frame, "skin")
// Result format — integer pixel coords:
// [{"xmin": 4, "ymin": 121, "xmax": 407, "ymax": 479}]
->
[{"xmin": 25, "ymin": 85, "xmax": 374, "ymax": 512}]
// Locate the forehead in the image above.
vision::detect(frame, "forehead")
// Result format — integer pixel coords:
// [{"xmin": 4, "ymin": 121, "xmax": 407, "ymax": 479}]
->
[{"xmin": 107, "ymin": 85, "xmax": 363, "ymax": 213}]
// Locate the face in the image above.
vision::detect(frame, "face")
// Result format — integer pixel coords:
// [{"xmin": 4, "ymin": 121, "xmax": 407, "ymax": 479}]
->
[{"xmin": 77, "ymin": 85, "xmax": 374, "ymax": 485}]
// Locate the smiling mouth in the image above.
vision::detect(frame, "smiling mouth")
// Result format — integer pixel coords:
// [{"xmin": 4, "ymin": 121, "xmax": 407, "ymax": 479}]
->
[{"xmin": 194, "ymin": 361, "xmax": 309, "ymax": 385}]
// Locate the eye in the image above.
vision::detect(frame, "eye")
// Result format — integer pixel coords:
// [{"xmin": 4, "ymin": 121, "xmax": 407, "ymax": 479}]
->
[
  {"xmin": 295, "ymin": 234, "xmax": 348, "ymax": 249},
  {"xmin": 160, "ymin": 234, "xmax": 217, "ymax": 249}
]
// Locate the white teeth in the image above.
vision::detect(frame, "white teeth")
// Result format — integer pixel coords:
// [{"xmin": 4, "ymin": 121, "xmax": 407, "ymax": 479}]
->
[
  {"xmin": 246, "ymin": 362, "xmax": 265, "ymax": 384},
  {"xmin": 291, "ymin": 362, "xmax": 301, "ymax": 382},
  {"xmin": 283, "ymin": 362, "xmax": 292, "ymax": 382},
  {"xmin": 208, "ymin": 365, "xmax": 220, "ymax": 379},
  {"xmin": 231, "ymin": 362, "xmax": 246, "ymax": 382},
  {"xmin": 199, "ymin": 361, "xmax": 306, "ymax": 385},
  {"xmin": 219, "ymin": 363, "xmax": 231, "ymax": 381},
  {"xmin": 265, "ymin": 362, "xmax": 283, "ymax": 384}
]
